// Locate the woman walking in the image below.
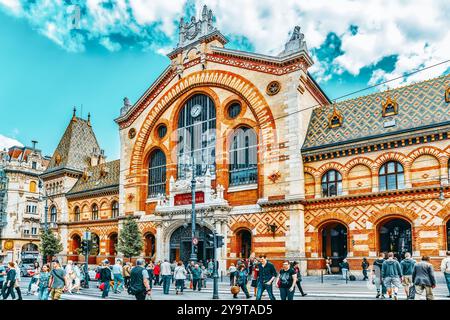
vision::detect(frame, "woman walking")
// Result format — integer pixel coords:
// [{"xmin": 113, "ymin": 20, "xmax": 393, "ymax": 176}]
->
[
  {"xmin": 37, "ymin": 264, "xmax": 50, "ymax": 300},
  {"xmin": 174, "ymin": 261, "xmax": 187, "ymax": 295},
  {"xmin": 250, "ymin": 261, "xmax": 259, "ymax": 296},
  {"xmin": 13, "ymin": 262, "xmax": 22, "ymax": 300},
  {"xmin": 228, "ymin": 263, "xmax": 237, "ymax": 286},
  {"xmin": 27, "ymin": 261, "xmax": 40, "ymax": 295},
  {"xmin": 233, "ymin": 263, "xmax": 251, "ymax": 299},
  {"xmin": 277, "ymin": 261, "xmax": 297, "ymax": 300},
  {"xmin": 293, "ymin": 261, "xmax": 307, "ymax": 297},
  {"xmin": 2, "ymin": 262, "xmax": 17, "ymax": 300}
]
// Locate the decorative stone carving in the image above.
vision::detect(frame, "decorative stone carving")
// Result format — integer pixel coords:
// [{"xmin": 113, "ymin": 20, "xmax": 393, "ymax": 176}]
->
[
  {"xmin": 177, "ymin": 5, "xmax": 216, "ymax": 50},
  {"xmin": 279, "ymin": 26, "xmax": 309, "ymax": 57}
]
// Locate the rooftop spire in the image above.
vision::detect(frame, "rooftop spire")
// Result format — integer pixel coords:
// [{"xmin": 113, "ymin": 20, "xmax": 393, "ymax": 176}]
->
[
  {"xmin": 87, "ymin": 112, "xmax": 91, "ymax": 126},
  {"xmin": 279, "ymin": 26, "xmax": 309, "ymax": 57},
  {"xmin": 176, "ymin": 5, "xmax": 218, "ymax": 49},
  {"xmin": 72, "ymin": 106, "xmax": 77, "ymax": 121}
]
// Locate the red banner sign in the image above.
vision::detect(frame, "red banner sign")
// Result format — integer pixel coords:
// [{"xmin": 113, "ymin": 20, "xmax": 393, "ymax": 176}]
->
[{"xmin": 174, "ymin": 192, "xmax": 205, "ymax": 206}]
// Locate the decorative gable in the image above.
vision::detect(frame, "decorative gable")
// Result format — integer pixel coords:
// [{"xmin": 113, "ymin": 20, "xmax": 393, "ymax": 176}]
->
[
  {"xmin": 382, "ymin": 95, "xmax": 398, "ymax": 117},
  {"xmin": 328, "ymin": 106, "xmax": 343, "ymax": 128}
]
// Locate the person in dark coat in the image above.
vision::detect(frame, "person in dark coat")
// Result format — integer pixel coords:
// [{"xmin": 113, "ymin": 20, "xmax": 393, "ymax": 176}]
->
[
  {"xmin": 361, "ymin": 258, "xmax": 369, "ymax": 281},
  {"xmin": 2, "ymin": 262, "xmax": 16, "ymax": 300},
  {"xmin": 412, "ymin": 256, "xmax": 436, "ymax": 300}
]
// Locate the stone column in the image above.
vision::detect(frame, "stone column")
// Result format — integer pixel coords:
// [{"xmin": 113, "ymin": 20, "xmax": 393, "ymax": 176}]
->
[
  {"xmin": 155, "ymin": 224, "xmax": 165, "ymax": 261},
  {"xmin": 285, "ymin": 203, "xmax": 307, "ymax": 275}
]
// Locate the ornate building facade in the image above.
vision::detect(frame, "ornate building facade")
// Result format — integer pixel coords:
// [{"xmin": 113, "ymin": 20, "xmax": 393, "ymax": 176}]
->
[
  {"xmin": 43, "ymin": 6, "xmax": 450, "ymax": 273},
  {"xmin": 0, "ymin": 143, "xmax": 49, "ymax": 262},
  {"xmin": 302, "ymin": 74, "xmax": 450, "ymax": 272}
]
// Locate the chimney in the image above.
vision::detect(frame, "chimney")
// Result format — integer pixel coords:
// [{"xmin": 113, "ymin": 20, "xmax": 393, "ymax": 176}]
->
[{"xmin": 31, "ymin": 140, "xmax": 37, "ymax": 151}]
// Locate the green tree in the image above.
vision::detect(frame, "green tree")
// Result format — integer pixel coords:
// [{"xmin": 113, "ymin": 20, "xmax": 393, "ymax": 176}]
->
[
  {"xmin": 116, "ymin": 216, "xmax": 143, "ymax": 261},
  {"xmin": 40, "ymin": 229, "xmax": 63, "ymax": 262}
]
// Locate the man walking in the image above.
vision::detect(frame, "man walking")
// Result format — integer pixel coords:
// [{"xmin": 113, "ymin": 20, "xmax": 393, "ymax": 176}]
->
[
  {"xmin": 160, "ymin": 259, "xmax": 172, "ymax": 294},
  {"xmin": 255, "ymin": 255, "xmax": 277, "ymax": 300},
  {"xmin": 400, "ymin": 252, "xmax": 416, "ymax": 299},
  {"xmin": 49, "ymin": 260, "xmax": 68, "ymax": 300},
  {"xmin": 112, "ymin": 259, "xmax": 124, "ymax": 294},
  {"xmin": 381, "ymin": 252, "xmax": 403, "ymax": 300},
  {"xmin": 441, "ymin": 251, "xmax": 450, "ymax": 298},
  {"xmin": 339, "ymin": 258, "xmax": 350, "ymax": 280},
  {"xmin": 373, "ymin": 252, "xmax": 387, "ymax": 298},
  {"xmin": 191, "ymin": 263, "xmax": 202, "ymax": 291},
  {"xmin": 412, "ymin": 256, "xmax": 436, "ymax": 300},
  {"xmin": 99, "ymin": 260, "xmax": 112, "ymax": 299},
  {"xmin": 129, "ymin": 258, "xmax": 151, "ymax": 300}
]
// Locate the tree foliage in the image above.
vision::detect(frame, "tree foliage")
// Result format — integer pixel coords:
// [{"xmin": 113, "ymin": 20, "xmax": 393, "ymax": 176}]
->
[
  {"xmin": 116, "ymin": 216, "xmax": 143, "ymax": 261},
  {"xmin": 40, "ymin": 229, "xmax": 63, "ymax": 261}
]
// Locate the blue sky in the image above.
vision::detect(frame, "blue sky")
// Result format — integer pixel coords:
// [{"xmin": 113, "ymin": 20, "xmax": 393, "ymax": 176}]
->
[{"xmin": 0, "ymin": 0, "xmax": 449, "ymax": 160}]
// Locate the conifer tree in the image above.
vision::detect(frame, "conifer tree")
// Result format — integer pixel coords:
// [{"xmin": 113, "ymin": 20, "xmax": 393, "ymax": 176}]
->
[
  {"xmin": 116, "ymin": 216, "xmax": 143, "ymax": 261},
  {"xmin": 40, "ymin": 229, "xmax": 63, "ymax": 262}
]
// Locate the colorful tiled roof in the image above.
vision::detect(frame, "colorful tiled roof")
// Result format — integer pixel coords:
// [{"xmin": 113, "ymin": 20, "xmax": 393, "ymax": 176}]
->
[
  {"xmin": 67, "ymin": 160, "xmax": 119, "ymax": 196},
  {"xmin": 302, "ymin": 74, "xmax": 450, "ymax": 152},
  {"xmin": 44, "ymin": 117, "xmax": 101, "ymax": 174}
]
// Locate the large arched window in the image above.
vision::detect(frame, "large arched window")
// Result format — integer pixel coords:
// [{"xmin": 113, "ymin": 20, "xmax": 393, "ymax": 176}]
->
[
  {"xmin": 50, "ymin": 205, "xmax": 57, "ymax": 222},
  {"xmin": 111, "ymin": 201, "xmax": 119, "ymax": 218},
  {"xmin": 379, "ymin": 161, "xmax": 404, "ymax": 191},
  {"xmin": 74, "ymin": 206, "xmax": 80, "ymax": 222},
  {"xmin": 91, "ymin": 204, "xmax": 99, "ymax": 220},
  {"xmin": 148, "ymin": 149, "xmax": 166, "ymax": 198},
  {"xmin": 321, "ymin": 170, "xmax": 343, "ymax": 197},
  {"xmin": 177, "ymin": 94, "xmax": 216, "ymax": 179},
  {"xmin": 229, "ymin": 127, "xmax": 257, "ymax": 186}
]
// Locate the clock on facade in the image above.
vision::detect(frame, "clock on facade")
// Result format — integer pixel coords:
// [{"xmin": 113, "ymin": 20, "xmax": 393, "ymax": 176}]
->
[{"xmin": 191, "ymin": 104, "xmax": 202, "ymax": 118}]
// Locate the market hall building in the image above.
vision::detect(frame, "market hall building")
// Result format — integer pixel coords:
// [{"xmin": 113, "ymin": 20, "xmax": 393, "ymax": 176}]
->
[{"xmin": 43, "ymin": 6, "xmax": 450, "ymax": 273}]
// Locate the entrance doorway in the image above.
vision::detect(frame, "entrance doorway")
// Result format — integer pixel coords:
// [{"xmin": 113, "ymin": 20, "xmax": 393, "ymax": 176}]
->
[
  {"xmin": 321, "ymin": 222, "xmax": 347, "ymax": 272},
  {"xmin": 70, "ymin": 234, "xmax": 81, "ymax": 261},
  {"xmin": 144, "ymin": 233, "xmax": 156, "ymax": 260},
  {"xmin": 236, "ymin": 229, "xmax": 252, "ymax": 259},
  {"xmin": 379, "ymin": 218, "xmax": 412, "ymax": 260},
  {"xmin": 169, "ymin": 224, "xmax": 214, "ymax": 263}
]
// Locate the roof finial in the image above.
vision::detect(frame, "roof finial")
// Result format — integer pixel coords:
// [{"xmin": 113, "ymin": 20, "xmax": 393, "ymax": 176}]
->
[
  {"xmin": 87, "ymin": 112, "xmax": 91, "ymax": 126},
  {"xmin": 72, "ymin": 107, "xmax": 77, "ymax": 121}
]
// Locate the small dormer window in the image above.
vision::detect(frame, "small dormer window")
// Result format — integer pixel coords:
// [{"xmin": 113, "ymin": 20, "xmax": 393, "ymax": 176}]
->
[
  {"xmin": 328, "ymin": 106, "xmax": 343, "ymax": 128},
  {"xmin": 445, "ymin": 87, "xmax": 450, "ymax": 103},
  {"xmin": 382, "ymin": 96, "xmax": 398, "ymax": 117}
]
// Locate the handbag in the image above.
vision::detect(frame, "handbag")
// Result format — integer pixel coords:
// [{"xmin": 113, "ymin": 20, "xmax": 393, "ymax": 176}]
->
[
  {"xmin": 30, "ymin": 283, "xmax": 39, "ymax": 294},
  {"xmin": 99, "ymin": 282, "xmax": 105, "ymax": 291}
]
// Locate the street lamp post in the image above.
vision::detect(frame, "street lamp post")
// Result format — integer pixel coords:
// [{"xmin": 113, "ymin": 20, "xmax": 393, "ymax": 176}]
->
[
  {"xmin": 83, "ymin": 229, "xmax": 92, "ymax": 289},
  {"xmin": 38, "ymin": 178, "xmax": 49, "ymax": 265},
  {"xmin": 190, "ymin": 160, "xmax": 198, "ymax": 263},
  {"xmin": 212, "ymin": 230, "xmax": 219, "ymax": 299}
]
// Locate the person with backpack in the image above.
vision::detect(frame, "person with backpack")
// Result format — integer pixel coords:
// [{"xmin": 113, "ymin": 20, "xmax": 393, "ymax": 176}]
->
[
  {"xmin": 174, "ymin": 261, "xmax": 187, "ymax": 295},
  {"xmin": 382, "ymin": 252, "xmax": 403, "ymax": 300},
  {"xmin": 99, "ymin": 260, "xmax": 113, "ymax": 299},
  {"xmin": 293, "ymin": 261, "xmax": 307, "ymax": 296},
  {"xmin": 128, "ymin": 258, "xmax": 151, "ymax": 300},
  {"xmin": 277, "ymin": 261, "xmax": 297, "ymax": 300},
  {"xmin": 413, "ymin": 256, "xmax": 436, "ymax": 300},
  {"xmin": 361, "ymin": 258, "xmax": 369, "ymax": 281},
  {"xmin": 233, "ymin": 263, "xmax": 251, "ymax": 299},
  {"xmin": 440, "ymin": 251, "xmax": 450, "ymax": 298},
  {"xmin": 153, "ymin": 261, "xmax": 161, "ymax": 286},
  {"xmin": 400, "ymin": 252, "xmax": 416, "ymax": 299},
  {"xmin": 49, "ymin": 260, "xmax": 68, "ymax": 300},
  {"xmin": 373, "ymin": 252, "xmax": 387, "ymax": 298}
]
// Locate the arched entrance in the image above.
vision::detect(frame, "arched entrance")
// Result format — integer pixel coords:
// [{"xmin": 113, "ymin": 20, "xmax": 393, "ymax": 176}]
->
[
  {"xmin": 144, "ymin": 233, "xmax": 156, "ymax": 260},
  {"xmin": 320, "ymin": 222, "xmax": 348, "ymax": 272},
  {"xmin": 70, "ymin": 234, "xmax": 81, "ymax": 262},
  {"xmin": 22, "ymin": 243, "xmax": 39, "ymax": 252},
  {"xmin": 169, "ymin": 224, "xmax": 214, "ymax": 263},
  {"xmin": 108, "ymin": 233, "xmax": 118, "ymax": 257},
  {"xmin": 235, "ymin": 229, "xmax": 252, "ymax": 259},
  {"xmin": 88, "ymin": 233, "xmax": 100, "ymax": 264},
  {"xmin": 378, "ymin": 218, "xmax": 412, "ymax": 260}
]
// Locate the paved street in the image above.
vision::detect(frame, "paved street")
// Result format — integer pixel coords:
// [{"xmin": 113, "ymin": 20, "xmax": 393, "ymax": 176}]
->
[{"xmin": 13, "ymin": 274, "xmax": 450, "ymax": 301}]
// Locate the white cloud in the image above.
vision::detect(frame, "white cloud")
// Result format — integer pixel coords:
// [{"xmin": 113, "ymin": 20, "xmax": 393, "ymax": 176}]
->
[
  {"xmin": 0, "ymin": 0, "xmax": 448, "ymax": 84},
  {"xmin": 0, "ymin": 134, "xmax": 23, "ymax": 150}
]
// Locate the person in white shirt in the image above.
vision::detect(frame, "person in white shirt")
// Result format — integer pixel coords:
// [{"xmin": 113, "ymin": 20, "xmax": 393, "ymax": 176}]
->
[
  {"xmin": 112, "ymin": 259, "xmax": 124, "ymax": 294},
  {"xmin": 173, "ymin": 261, "xmax": 187, "ymax": 295},
  {"xmin": 160, "ymin": 259, "xmax": 172, "ymax": 294},
  {"xmin": 441, "ymin": 251, "xmax": 450, "ymax": 298}
]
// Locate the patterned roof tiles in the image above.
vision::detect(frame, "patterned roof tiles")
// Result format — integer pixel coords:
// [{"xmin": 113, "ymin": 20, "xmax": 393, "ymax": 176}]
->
[
  {"xmin": 44, "ymin": 117, "xmax": 101, "ymax": 174},
  {"xmin": 67, "ymin": 159, "xmax": 119, "ymax": 196},
  {"xmin": 302, "ymin": 74, "xmax": 450, "ymax": 152}
]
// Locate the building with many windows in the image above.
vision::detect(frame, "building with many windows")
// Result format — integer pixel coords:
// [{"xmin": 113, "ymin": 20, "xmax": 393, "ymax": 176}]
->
[
  {"xmin": 0, "ymin": 143, "xmax": 49, "ymax": 262},
  {"xmin": 45, "ymin": 6, "xmax": 450, "ymax": 273}
]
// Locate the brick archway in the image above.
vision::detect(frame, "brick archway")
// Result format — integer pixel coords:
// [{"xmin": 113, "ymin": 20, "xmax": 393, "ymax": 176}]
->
[{"xmin": 128, "ymin": 70, "xmax": 277, "ymax": 176}]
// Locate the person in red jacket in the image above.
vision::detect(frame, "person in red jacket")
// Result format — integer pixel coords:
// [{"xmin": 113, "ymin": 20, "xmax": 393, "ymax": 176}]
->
[{"xmin": 153, "ymin": 261, "xmax": 161, "ymax": 286}]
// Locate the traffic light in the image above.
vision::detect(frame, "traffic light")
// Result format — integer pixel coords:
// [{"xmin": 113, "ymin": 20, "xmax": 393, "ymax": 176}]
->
[
  {"xmin": 216, "ymin": 235, "xmax": 224, "ymax": 248},
  {"xmin": 206, "ymin": 233, "xmax": 215, "ymax": 247}
]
